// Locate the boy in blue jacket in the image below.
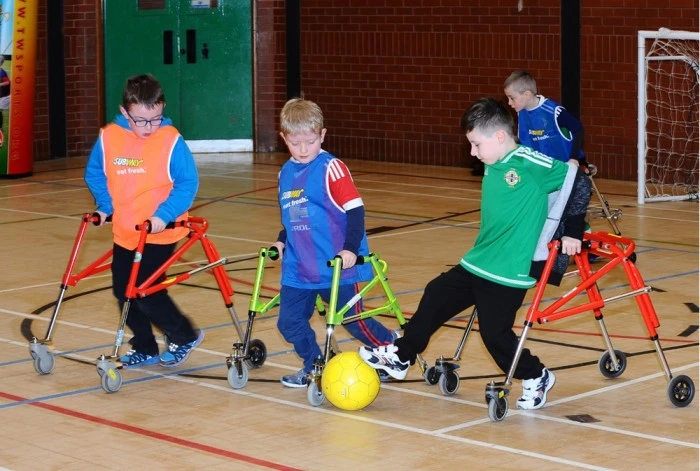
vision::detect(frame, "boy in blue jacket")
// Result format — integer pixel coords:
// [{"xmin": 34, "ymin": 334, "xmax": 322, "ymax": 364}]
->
[{"xmin": 85, "ymin": 74, "xmax": 203, "ymax": 368}]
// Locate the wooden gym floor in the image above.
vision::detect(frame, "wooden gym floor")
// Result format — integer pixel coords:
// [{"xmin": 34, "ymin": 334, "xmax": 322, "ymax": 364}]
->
[{"xmin": 0, "ymin": 153, "xmax": 698, "ymax": 470}]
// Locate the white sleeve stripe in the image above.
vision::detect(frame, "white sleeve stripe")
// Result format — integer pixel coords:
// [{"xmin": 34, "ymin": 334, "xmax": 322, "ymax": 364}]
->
[
  {"xmin": 519, "ymin": 148, "xmax": 554, "ymax": 168},
  {"xmin": 99, "ymin": 130, "xmax": 107, "ymax": 176},
  {"xmin": 524, "ymin": 154, "xmax": 553, "ymax": 168},
  {"xmin": 328, "ymin": 159, "xmax": 346, "ymax": 181},
  {"xmin": 343, "ymin": 197, "xmax": 364, "ymax": 211},
  {"xmin": 167, "ymin": 135, "xmax": 178, "ymax": 182}
]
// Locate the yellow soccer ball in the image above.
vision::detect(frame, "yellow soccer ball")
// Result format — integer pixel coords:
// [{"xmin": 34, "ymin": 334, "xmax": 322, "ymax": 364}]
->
[{"xmin": 322, "ymin": 351, "xmax": 381, "ymax": 411}]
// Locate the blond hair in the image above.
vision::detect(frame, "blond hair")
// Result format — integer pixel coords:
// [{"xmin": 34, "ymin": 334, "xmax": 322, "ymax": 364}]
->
[
  {"xmin": 280, "ymin": 98, "xmax": 324, "ymax": 135},
  {"xmin": 503, "ymin": 70, "xmax": 537, "ymax": 95}
]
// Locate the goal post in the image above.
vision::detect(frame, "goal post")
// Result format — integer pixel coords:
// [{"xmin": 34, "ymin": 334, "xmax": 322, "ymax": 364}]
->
[{"xmin": 637, "ymin": 28, "xmax": 700, "ymax": 204}]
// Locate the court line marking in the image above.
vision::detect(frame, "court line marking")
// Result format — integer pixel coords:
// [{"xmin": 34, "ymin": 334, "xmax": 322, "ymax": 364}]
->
[
  {"xmin": 1, "ymin": 165, "xmax": 697, "ymax": 467},
  {"xmin": 0, "ymin": 207, "xmax": 81, "ymax": 220},
  {"xmin": 0, "ymin": 176, "xmax": 85, "ymax": 189},
  {"xmin": 0, "ymin": 188, "xmax": 85, "ymax": 200},
  {"xmin": 5, "ymin": 172, "xmax": 696, "ymax": 221},
  {"xmin": 0, "ymin": 388, "xmax": 302, "ymax": 471},
  {"xmin": 0, "ymin": 350, "xmax": 612, "ymax": 471},
  {"xmin": 1, "ymin": 314, "xmax": 697, "ymax": 452}
]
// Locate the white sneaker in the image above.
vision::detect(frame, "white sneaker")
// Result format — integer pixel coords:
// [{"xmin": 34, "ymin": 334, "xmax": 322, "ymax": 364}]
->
[
  {"xmin": 358, "ymin": 344, "xmax": 409, "ymax": 380},
  {"xmin": 516, "ymin": 368, "xmax": 556, "ymax": 410}
]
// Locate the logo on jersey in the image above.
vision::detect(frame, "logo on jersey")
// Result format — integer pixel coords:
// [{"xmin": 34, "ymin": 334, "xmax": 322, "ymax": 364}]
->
[
  {"xmin": 504, "ymin": 169, "xmax": 520, "ymax": 187},
  {"xmin": 113, "ymin": 157, "xmax": 144, "ymax": 167},
  {"xmin": 528, "ymin": 129, "xmax": 550, "ymax": 142},
  {"xmin": 281, "ymin": 189, "xmax": 305, "ymax": 200},
  {"xmin": 113, "ymin": 157, "xmax": 145, "ymax": 175}
]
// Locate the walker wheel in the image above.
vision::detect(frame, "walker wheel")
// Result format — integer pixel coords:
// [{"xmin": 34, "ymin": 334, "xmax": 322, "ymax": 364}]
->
[
  {"xmin": 629, "ymin": 252, "xmax": 637, "ymax": 264},
  {"xmin": 244, "ymin": 339, "xmax": 267, "ymax": 369},
  {"xmin": 100, "ymin": 368, "xmax": 122, "ymax": 393},
  {"xmin": 487, "ymin": 396, "xmax": 509, "ymax": 422},
  {"xmin": 598, "ymin": 349, "xmax": 627, "ymax": 378},
  {"xmin": 227, "ymin": 362, "xmax": 249, "ymax": 389},
  {"xmin": 438, "ymin": 370, "xmax": 460, "ymax": 396},
  {"xmin": 668, "ymin": 375, "xmax": 695, "ymax": 407},
  {"xmin": 424, "ymin": 366, "xmax": 440, "ymax": 385},
  {"xmin": 32, "ymin": 352, "xmax": 56, "ymax": 375},
  {"xmin": 307, "ymin": 381, "xmax": 325, "ymax": 407}
]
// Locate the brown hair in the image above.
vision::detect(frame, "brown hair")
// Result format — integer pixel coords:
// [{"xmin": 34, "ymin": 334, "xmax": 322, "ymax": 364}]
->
[{"xmin": 122, "ymin": 74, "xmax": 165, "ymax": 109}]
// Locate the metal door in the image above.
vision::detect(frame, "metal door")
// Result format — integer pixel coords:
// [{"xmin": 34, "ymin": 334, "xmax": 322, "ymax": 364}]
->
[{"xmin": 103, "ymin": 0, "xmax": 252, "ymax": 141}]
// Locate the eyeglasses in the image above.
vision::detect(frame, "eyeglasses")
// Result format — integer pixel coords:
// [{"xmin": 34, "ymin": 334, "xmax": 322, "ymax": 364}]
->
[{"xmin": 126, "ymin": 111, "xmax": 163, "ymax": 128}]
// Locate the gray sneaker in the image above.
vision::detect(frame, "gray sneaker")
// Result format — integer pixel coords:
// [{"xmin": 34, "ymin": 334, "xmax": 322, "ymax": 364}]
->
[
  {"xmin": 378, "ymin": 370, "xmax": 392, "ymax": 382},
  {"xmin": 281, "ymin": 368, "xmax": 309, "ymax": 388}
]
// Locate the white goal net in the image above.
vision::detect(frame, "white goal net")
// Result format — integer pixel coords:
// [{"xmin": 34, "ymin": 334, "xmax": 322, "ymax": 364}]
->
[{"xmin": 637, "ymin": 28, "xmax": 699, "ymax": 204}]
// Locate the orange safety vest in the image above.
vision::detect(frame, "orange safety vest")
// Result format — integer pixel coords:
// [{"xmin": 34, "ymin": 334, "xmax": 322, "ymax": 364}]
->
[{"xmin": 101, "ymin": 123, "xmax": 189, "ymax": 250}]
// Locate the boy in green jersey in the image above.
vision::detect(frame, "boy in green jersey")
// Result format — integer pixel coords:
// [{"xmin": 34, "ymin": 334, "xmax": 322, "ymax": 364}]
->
[{"xmin": 360, "ymin": 98, "xmax": 585, "ymax": 410}]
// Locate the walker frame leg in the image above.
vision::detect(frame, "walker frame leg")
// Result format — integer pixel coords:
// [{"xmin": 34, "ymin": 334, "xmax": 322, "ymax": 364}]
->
[
  {"xmin": 485, "ymin": 232, "xmax": 695, "ymax": 420},
  {"xmin": 420, "ymin": 307, "xmax": 478, "ymax": 394},
  {"xmin": 29, "ymin": 213, "xmax": 113, "ymax": 375},
  {"xmin": 306, "ymin": 253, "xmax": 407, "ymax": 407}
]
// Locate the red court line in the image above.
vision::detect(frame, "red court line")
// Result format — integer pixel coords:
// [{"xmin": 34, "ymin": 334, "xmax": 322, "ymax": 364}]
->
[
  {"xmin": 412, "ymin": 313, "xmax": 696, "ymax": 344},
  {"xmin": 0, "ymin": 391, "xmax": 301, "ymax": 471}
]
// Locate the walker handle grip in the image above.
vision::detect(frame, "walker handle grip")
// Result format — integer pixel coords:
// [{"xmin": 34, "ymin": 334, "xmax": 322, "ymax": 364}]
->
[
  {"xmin": 326, "ymin": 254, "xmax": 367, "ymax": 267},
  {"xmin": 89, "ymin": 212, "xmax": 112, "ymax": 226},
  {"xmin": 555, "ymin": 239, "xmax": 591, "ymax": 253},
  {"xmin": 135, "ymin": 219, "xmax": 179, "ymax": 233},
  {"xmin": 268, "ymin": 246, "xmax": 279, "ymax": 261}
]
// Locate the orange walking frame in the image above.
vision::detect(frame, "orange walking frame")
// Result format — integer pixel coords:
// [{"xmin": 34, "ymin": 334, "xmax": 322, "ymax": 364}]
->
[
  {"xmin": 418, "ymin": 231, "xmax": 696, "ymax": 421},
  {"xmin": 28, "ymin": 213, "xmax": 244, "ymax": 393}
]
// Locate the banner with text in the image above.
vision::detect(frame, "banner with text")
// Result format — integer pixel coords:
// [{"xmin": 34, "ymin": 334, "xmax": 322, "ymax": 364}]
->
[{"xmin": 0, "ymin": 0, "xmax": 37, "ymax": 176}]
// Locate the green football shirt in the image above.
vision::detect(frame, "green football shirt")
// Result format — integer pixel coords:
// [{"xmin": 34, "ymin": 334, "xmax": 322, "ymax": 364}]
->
[{"xmin": 460, "ymin": 145, "xmax": 568, "ymax": 288}]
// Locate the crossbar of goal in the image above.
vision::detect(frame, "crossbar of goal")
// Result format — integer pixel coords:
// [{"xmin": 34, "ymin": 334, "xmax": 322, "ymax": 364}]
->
[{"xmin": 637, "ymin": 29, "xmax": 700, "ymax": 204}]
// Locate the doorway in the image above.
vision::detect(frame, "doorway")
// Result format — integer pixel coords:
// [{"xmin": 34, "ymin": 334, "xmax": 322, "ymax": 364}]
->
[{"xmin": 103, "ymin": 0, "xmax": 253, "ymax": 150}]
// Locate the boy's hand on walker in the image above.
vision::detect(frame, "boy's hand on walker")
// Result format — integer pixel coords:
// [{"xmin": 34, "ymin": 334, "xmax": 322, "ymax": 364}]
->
[
  {"xmin": 94, "ymin": 210, "xmax": 108, "ymax": 226},
  {"xmin": 337, "ymin": 250, "xmax": 357, "ymax": 269},
  {"xmin": 271, "ymin": 241, "xmax": 285, "ymax": 260},
  {"xmin": 149, "ymin": 216, "xmax": 167, "ymax": 234},
  {"xmin": 561, "ymin": 236, "xmax": 582, "ymax": 256}
]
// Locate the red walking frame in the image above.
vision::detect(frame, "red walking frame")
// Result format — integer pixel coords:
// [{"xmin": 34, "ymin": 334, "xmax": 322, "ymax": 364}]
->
[
  {"xmin": 29, "ymin": 213, "xmax": 244, "ymax": 393},
  {"xmin": 417, "ymin": 231, "xmax": 695, "ymax": 421}
]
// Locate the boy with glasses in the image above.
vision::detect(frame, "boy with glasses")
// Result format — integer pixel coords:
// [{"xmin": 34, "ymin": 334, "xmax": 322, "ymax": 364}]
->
[{"xmin": 85, "ymin": 74, "xmax": 204, "ymax": 368}]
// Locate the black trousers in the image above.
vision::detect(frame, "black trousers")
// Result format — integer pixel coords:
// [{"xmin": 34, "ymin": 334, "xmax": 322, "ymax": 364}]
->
[
  {"xmin": 395, "ymin": 264, "xmax": 544, "ymax": 380},
  {"xmin": 111, "ymin": 242, "xmax": 197, "ymax": 355}
]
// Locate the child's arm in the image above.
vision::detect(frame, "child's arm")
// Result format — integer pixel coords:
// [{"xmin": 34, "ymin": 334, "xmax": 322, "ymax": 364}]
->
[
  {"xmin": 556, "ymin": 108, "xmax": 585, "ymax": 164},
  {"xmin": 153, "ymin": 136, "xmax": 199, "ymax": 224},
  {"xmin": 84, "ymin": 131, "xmax": 113, "ymax": 221},
  {"xmin": 271, "ymin": 228, "xmax": 286, "ymax": 259},
  {"xmin": 337, "ymin": 206, "xmax": 365, "ymax": 268},
  {"xmin": 327, "ymin": 158, "xmax": 365, "ymax": 269},
  {"xmin": 559, "ymin": 169, "xmax": 592, "ymax": 254},
  {"xmin": 526, "ymin": 151, "xmax": 571, "ymax": 194}
]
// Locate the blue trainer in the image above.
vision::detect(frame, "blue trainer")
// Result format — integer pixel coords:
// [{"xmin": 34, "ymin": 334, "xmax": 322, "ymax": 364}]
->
[
  {"xmin": 378, "ymin": 370, "xmax": 392, "ymax": 382},
  {"xmin": 280, "ymin": 368, "xmax": 309, "ymax": 388},
  {"xmin": 159, "ymin": 330, "xmax": 204, "ymax": 368},
  {"xmin": 119, "ymin": 349, "xmax": 159, "ymax": 368}
]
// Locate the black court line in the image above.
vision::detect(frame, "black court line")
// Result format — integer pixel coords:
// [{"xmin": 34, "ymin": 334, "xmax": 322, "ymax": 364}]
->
[{"xmin": 367, "ymin": 209, "xmax": 480, "ymax": 235}]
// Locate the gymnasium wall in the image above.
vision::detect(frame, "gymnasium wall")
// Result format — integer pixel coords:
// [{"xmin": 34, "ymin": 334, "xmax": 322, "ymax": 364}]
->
[
  {"xmin": 33, "ymin": 0, "xmax": 99, "ymax": 161},
  {"xmin": 33, "ymin": 1, "xmax": 698, "ymax": 181}
]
